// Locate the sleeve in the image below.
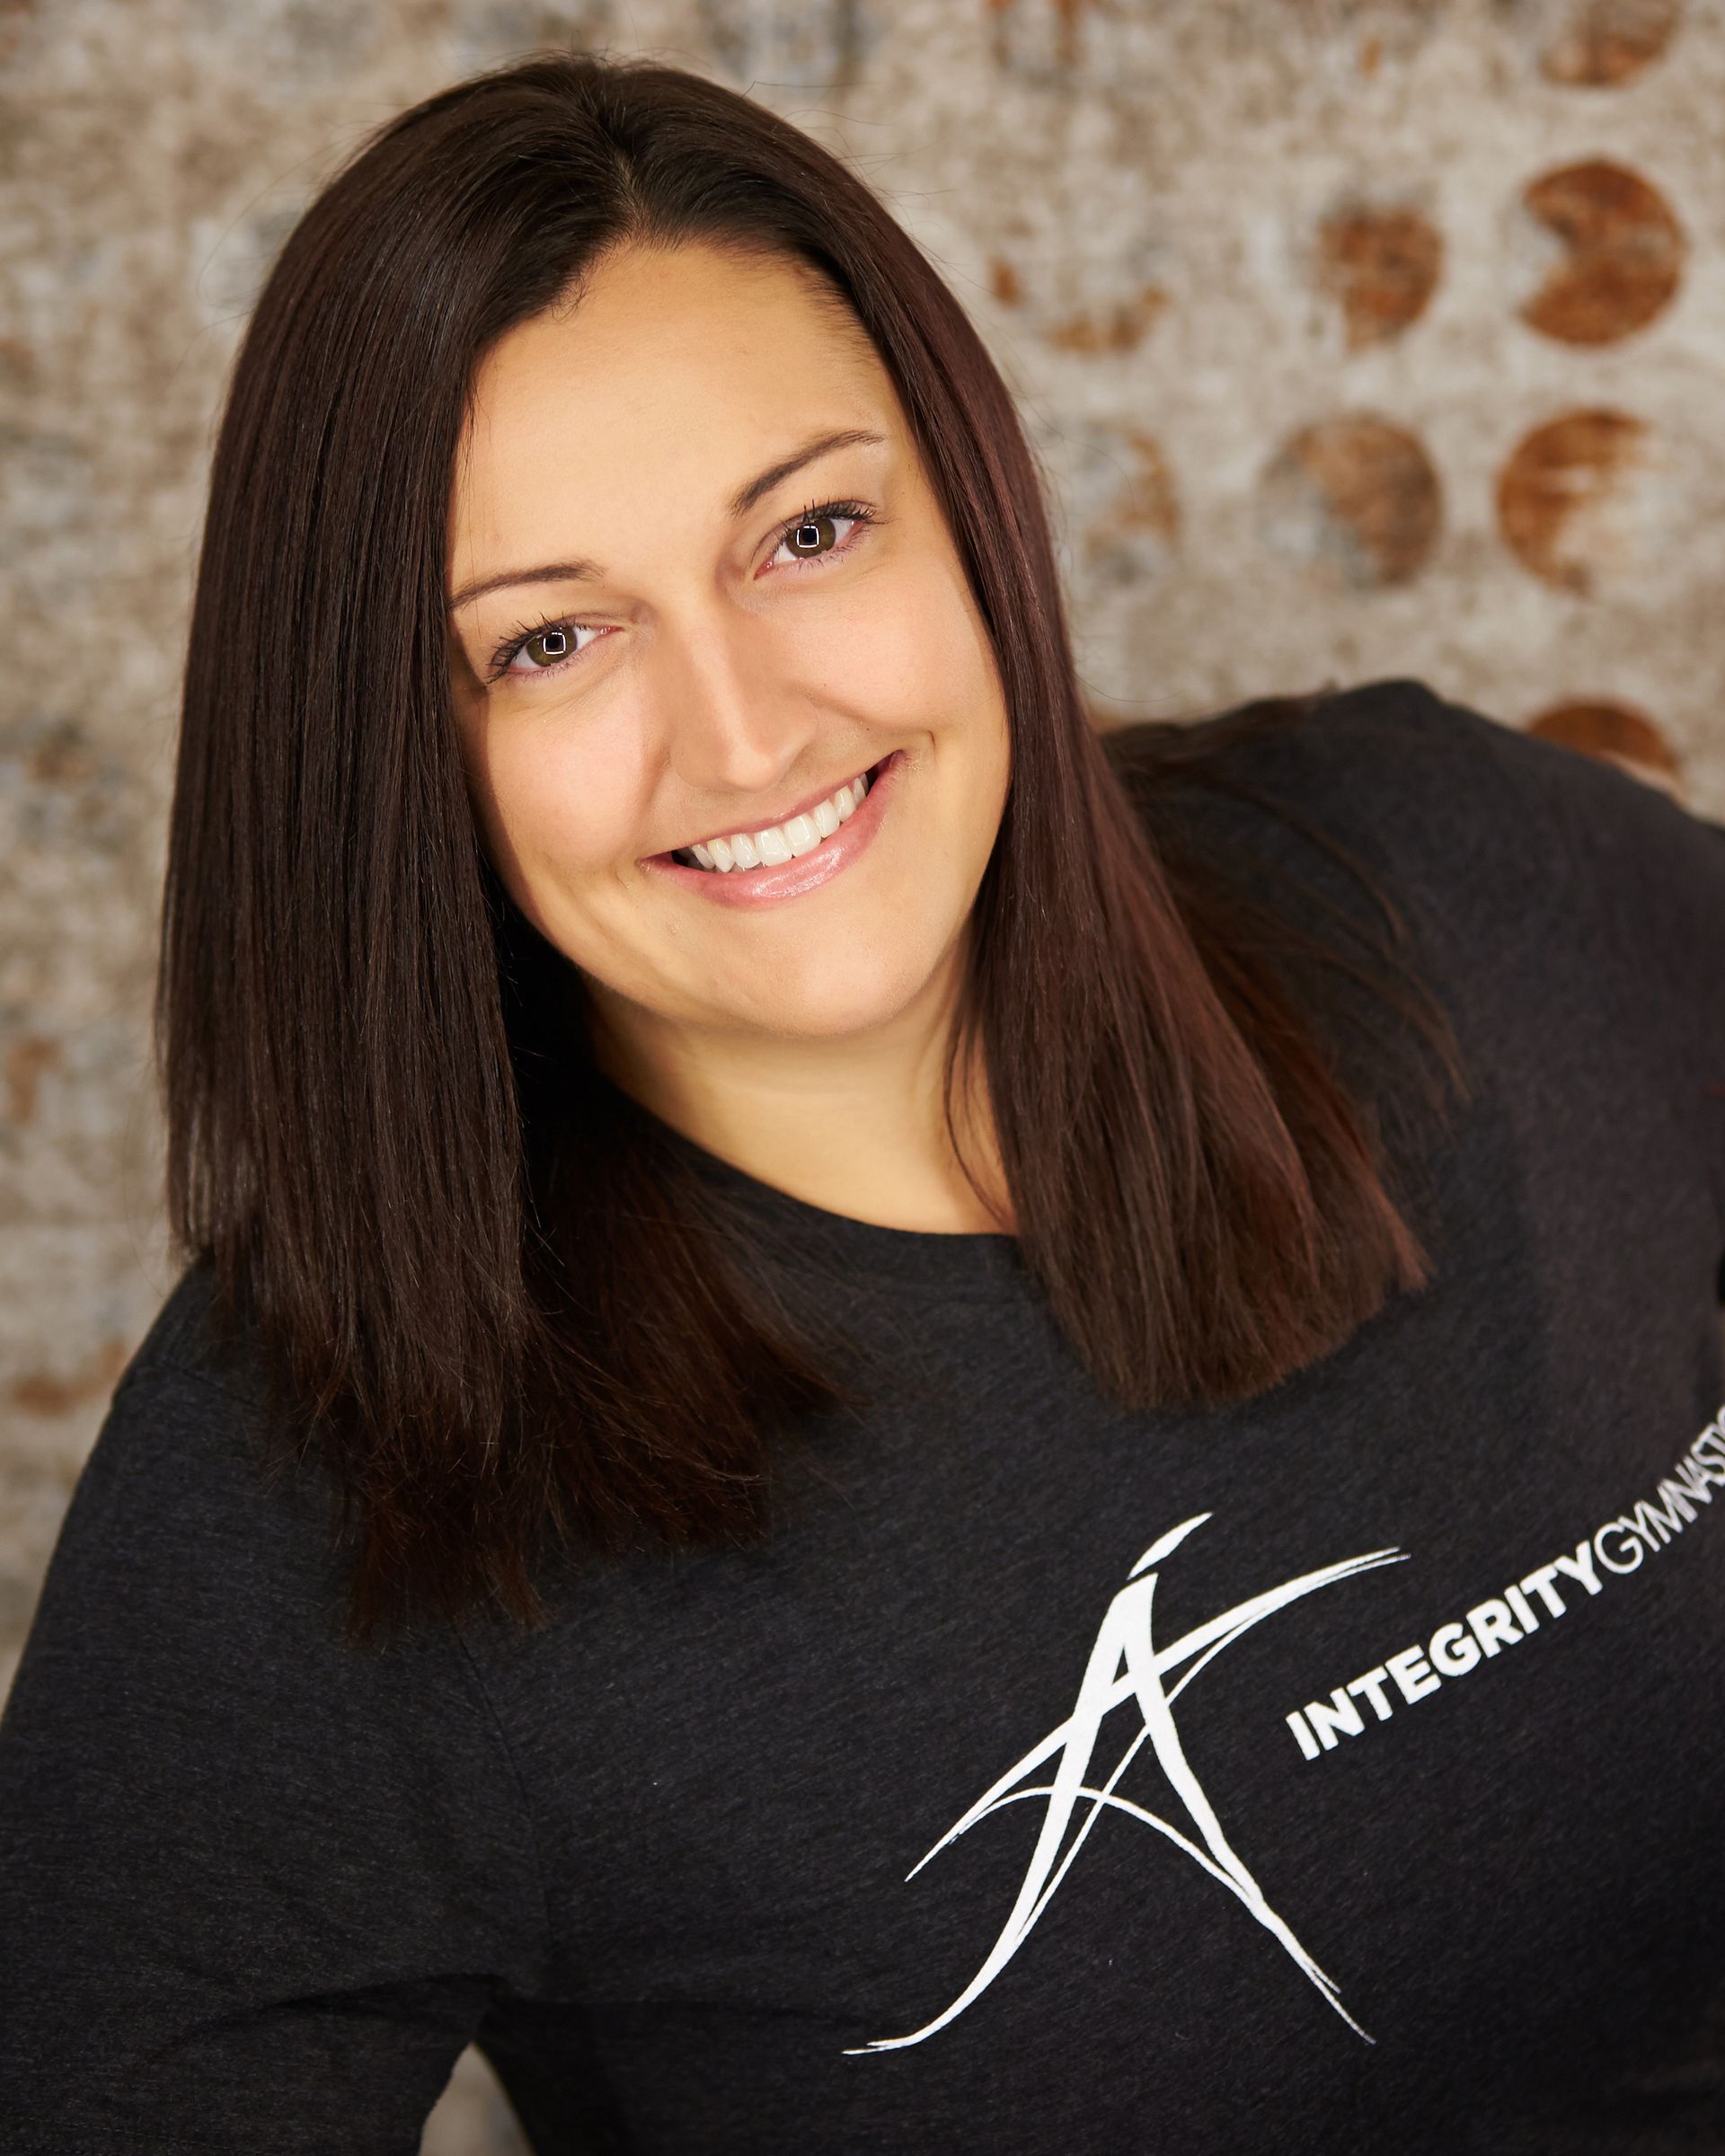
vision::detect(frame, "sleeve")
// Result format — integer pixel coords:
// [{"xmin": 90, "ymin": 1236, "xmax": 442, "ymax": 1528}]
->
[{"xmin": 0, "ymin": 1360, "xmax": 553, "ymax": 2155}]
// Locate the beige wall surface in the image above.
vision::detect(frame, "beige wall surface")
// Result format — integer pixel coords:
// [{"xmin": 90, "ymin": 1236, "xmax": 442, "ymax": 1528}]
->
[{"xmin": 3, "ymin": 2, "xmax": 1722, "ymax": 2147}]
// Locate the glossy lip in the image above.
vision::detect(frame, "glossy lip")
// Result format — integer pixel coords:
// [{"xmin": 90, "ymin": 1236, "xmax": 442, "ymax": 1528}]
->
[{"xmin": 641, "ymin": 749, "xmax": 903, "ymax": 907}]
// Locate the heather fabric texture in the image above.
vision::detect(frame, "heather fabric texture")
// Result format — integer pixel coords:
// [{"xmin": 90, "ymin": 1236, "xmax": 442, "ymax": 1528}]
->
[{"xmin": 3, "ymin": 677, "xmax": 1723, "ymax": 2154}]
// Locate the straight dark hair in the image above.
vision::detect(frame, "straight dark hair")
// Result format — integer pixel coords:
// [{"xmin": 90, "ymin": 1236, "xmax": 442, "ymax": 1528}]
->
[{"xmin": 158, "ymin": 49, "xmax": 1469, "ymax": 1640}]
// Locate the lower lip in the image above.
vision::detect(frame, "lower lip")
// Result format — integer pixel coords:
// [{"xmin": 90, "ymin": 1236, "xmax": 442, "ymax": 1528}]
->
[{"xmin": 643, "ymin": 750, "xmax": 904, "ymax": 908}]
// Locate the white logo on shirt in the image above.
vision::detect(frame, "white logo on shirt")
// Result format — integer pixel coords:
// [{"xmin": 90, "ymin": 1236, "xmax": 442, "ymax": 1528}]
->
[
  {"xmin": 1285, "ymin": 1406, "xmax": 1725, "ymax": 1758},
  {"xmin": 850, "ymin": 1514, "xmax": 1402, "ymax": 2054}
]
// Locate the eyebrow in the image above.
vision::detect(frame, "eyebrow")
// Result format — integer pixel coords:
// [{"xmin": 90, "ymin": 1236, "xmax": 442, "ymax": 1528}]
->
[{"xmin": 447, "ymin": 424, "xmax": 889, "ymax": 614}]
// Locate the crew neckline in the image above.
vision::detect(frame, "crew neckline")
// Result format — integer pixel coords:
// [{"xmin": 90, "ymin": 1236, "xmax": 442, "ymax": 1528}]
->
[{"xmin": 619, "ymin": 1084, "xmax": 1031, "ymax": 1298}]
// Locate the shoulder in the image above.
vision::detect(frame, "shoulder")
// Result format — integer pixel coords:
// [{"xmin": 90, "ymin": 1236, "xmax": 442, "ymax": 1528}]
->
[
  {"xmin": 1107, "ymin": 672, "xmax": 1723, "ymax": 950},
  {"xmin": 1109, "ymin": 676, "xmax": 1725, "ymax": 1210},
  {"xmin": 55, "ymin": 1266, "xmax": 282, "ymax": 1550},
  {"xmin": 25, "ymin": 1266, "xmax": 341, "ymax": 1657},
  {"xmin": 1109, "ymin": 676, "xmax": 1552, "ymax": 870},
  {"xmin": 122, "ymin": 1257, "xmax": 270, "ymax": 1410},
  {"xmin": 11, "ymin": 1273, "xmax": 498, "ymax": 1745},
  {"xmin": 1101, "ymin": 680, "xmax": 1550, "ymax": 984}
]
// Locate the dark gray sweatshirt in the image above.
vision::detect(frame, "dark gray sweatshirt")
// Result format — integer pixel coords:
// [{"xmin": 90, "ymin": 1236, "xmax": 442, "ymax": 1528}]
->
[{"xmin": 3, "ymin": 678, "xmax": 1723, "ymax": 2153}]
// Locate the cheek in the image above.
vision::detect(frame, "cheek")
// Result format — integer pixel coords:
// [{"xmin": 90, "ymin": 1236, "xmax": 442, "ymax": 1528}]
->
[
  {"xmin": 467, "ymin": 712, "xmax": 645, "ymax": 915},
  {"xmin": 795, "ymin": 553, "xmax": 992, "ymax": 727},
  {"xmin": 880, "ymin": 566, "xmax": 1011, "ymax": 808}
]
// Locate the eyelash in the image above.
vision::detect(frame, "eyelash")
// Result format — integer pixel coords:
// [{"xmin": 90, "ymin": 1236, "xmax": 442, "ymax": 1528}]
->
[{"xmin": 483, "ymin": 496, "xmax": 880, "ymax": 685}]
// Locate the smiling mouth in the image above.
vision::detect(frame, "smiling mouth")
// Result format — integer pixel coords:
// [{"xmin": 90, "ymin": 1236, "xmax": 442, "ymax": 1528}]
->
[{"xmin": 668, "ymin": 758, "xmax": 887, "ymax": 874}]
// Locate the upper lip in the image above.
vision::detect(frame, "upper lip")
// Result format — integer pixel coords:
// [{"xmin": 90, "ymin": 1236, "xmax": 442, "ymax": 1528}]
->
[{"xmin": 665, "ymin": 756, "xmax": 883, "ymax": 856}]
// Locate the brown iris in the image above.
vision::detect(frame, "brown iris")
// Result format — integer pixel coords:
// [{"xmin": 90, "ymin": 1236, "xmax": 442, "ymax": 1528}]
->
[
  {"xmin": 788, "ymin": 514, "xmax": 836, "ymax": 556},
  {"xmin": 523, "ymin": 627, "xmax": 573, "ymax": 667}
]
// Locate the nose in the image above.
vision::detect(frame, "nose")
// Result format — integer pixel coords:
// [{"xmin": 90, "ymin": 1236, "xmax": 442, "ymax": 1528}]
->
[{"xmin": 654, "ymin": 601, "xmax": 819, "ymax": 802}]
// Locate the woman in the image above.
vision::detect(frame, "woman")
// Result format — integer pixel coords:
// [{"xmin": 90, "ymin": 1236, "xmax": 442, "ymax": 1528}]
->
[{"xmin": 2, "ymin": 49, "xmax": 1722, "ymax": 2156}]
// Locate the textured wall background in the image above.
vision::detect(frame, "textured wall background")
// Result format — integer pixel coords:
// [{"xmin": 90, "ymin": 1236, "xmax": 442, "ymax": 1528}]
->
[{"xmin": 4, "ymin": 0, "xmax": 1723, "ymax": 2145}]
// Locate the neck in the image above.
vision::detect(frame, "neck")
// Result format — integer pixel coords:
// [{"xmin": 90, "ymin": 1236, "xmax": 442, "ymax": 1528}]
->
[{"xmin": 583, "ymin": 948, "xmax": 1013, "ymax": 1237}]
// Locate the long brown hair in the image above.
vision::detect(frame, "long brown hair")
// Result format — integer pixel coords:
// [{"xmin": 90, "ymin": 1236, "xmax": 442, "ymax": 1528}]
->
[{"xmin": 158, "ymin": 50, "xmax": 1469, "ymax": 1640}]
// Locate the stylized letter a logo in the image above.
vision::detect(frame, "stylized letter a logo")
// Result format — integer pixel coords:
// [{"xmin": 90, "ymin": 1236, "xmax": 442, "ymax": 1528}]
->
[{"xmin": 849, "ymin": 1514, "xmax": 1404, "ymax": 2054}]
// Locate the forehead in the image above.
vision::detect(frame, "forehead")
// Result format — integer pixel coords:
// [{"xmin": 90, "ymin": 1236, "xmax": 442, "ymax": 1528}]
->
[{"xmin": 452, "ymin": 243, "xmax": 896, "ymax": 544}]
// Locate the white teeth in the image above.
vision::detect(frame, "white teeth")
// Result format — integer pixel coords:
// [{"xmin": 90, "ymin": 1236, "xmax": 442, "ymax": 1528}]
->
[{"xmin": 680, "ymin": 766, "xmax": 879, "ymax": 873}]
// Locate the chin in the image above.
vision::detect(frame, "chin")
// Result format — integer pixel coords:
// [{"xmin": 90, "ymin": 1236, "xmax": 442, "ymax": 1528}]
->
[{"xmin": 721, "ymin": 936, "xmax": 951, "ymax": 1040}]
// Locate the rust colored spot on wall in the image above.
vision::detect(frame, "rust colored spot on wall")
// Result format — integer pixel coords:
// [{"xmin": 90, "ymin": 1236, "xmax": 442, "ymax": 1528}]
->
[
  {"xmin": 1496, "ymin": 408, "xmax": 1650, "ymax": 592},
  {"xmin": 1535, "ymin": 0, "xmax": 1683, "ymax": 85},
  {"xmin": 9, "ymin": 1336, "xmax": 129, "ymax": 1418},
  {"xmin": 1084, "ymin": 429, "xmax": 1182, "ymax": 566},
  {"xmin": 1526, "ymin": 698, "xmax": 1685, "ymax": 798},
  {"xmin": 24, "ymin": 720, "xmax": 96, "ymax": 786},
  {"xmin": 1046, "ymin": 285, "xmax": 1170, "ymax": 356},
  {"xmin": 1259, "ymin": 416, "xmax": 1442, "ymax": 589},
  {"xmin": 1315, "ymin": 201, "xmax": 1444, "ymax": 349},
  {"xmin": 989, "ymin": 258, "xmax": 1023, "ymax": 307},
  {"xmin": 3, "ymin": 1035, "xmax": 59, "ymax": 1127},
  {"xmin": 1517, "ymin": 159, "xmax": 1685, "ymax": 344},
  {"xmin": 2, "ymin": 714, "xmax": 132, "ymax": 854},
  {"xmin": 1526, "ymin": 696, "xmax": 1678, "ymax": 771},
  {"xmin": 985, "ymin": 0, "xmax": 1099, "ymax": 67},
  {"xmin": 0, "ymin": 0, "xmax": 34, "ymax": 68},
  {"xmin": 0, "ymin": 336, "xmax": 34, "ymax": 394}
]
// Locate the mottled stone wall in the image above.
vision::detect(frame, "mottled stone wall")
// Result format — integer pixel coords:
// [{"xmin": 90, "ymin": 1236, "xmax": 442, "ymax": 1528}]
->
[{"xmin": 4, "ymin": 2, "xmax": 1722, "ymax": 2147}]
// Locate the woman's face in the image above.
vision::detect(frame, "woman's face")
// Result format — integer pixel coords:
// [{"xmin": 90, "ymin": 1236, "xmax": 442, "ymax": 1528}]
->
[{"xmin": 447, "ymin": 240, "xmax": 1013, "ymax": 1061}]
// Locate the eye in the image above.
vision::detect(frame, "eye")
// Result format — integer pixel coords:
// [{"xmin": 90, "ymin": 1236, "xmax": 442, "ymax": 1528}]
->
[
  {"xmin": 518, "ymin": 625, "xmax": 582, "ymax": 668},
  {"xmin": 488, "ymin": 618, "xmax": 607, "ymax": 683},
  {"xmin": 766, "ymin": 498, "xmax": 877, "ymax": 572}
]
